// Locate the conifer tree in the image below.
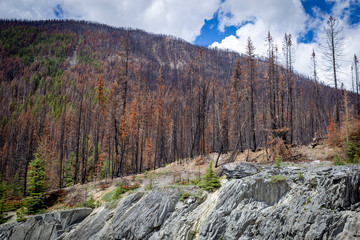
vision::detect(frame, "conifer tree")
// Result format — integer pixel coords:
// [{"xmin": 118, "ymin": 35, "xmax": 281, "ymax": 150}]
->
[
  {"xmin": 25, "ymin": 151, "xmax": 46, "ymax": 214},
  {"xmin": 0, "ymin": 176, "xmax": 7, "ymax": 223},
  {"xmin": 64, "ymin": 153, "xmax": 75, "ymax": 187},
  {"xmin": 199, "ymin": 161, "xmax": 221, "ymax": 191},
  {"xmin": 10, "ymin": 172, "xmax": 22, "ymax": 197}
]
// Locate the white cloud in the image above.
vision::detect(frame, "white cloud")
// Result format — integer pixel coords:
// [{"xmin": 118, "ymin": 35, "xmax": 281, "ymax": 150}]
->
[
  {"xmin": 0, "ymin": 0, "xmax": 221, "ymax": 42},
  {"xmin": 211, "ymin": 0, "xmax": 310, "ymax": 69},
  {"xmin": 210, "ymin": 0, "xmax": 360, "ymax": 90},
  {"xmin": 217, "ymin": 0, "xmax": 308, "ymax": 34},
  {"xmin": 0, "ymin": 0, "xmax": 57, "ymax": 19},
  {"xmin": 1, "ymin": 0, "xmax": 360, "ymax": 90},
  {"xmin": 211, "ymin": 0, "xmax": 310, "ymax": 63}
]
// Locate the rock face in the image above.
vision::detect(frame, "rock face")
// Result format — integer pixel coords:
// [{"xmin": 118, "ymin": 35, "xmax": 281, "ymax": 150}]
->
[
  {"xmin": 0, "ymin": 208, "xmax": 92, "ymax": 240},
  {"xmin": 1, "ymin": 164, "xmax": 360, "ymax": 240},
  {"xmin": 221, "ymin": 162, "xmax": 260, "ymax": 179}
]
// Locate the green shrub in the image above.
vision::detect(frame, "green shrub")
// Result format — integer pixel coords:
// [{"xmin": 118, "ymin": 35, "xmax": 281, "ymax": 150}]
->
[
  {"xmin": 79, "ymin": 194, "xmax": 96, "ymax": 208},
  {"xmin": 274, "ymin": 155, "xmax": 283, "ymax": 168},
  {"xmin": 270, "ymin": 175, "xmax": 286, "ymax": 184},
  {"xmin": 16, "ymin": 207, "xmax": 27, "ymax": 222},
  {"xmin": 10, "ymin": 173, "xmax": 22, "ymax": 197},
  {"xmin": 5, "ymin": 199, "xmax": 24, "ymax": 212},
  {"xmin": 113, "ymin": 183, "xmax": 126, "ymax": 200},
  {"xmin": 198, "ymin": 161, "xmax": 221, "ymax": 192},
  {"xmin": 145, "ymin": 173, "xmax": 155, "ymax": 191},
  {"xmin": 179, "ymin": 190, "xmax": 191, "ymax": 202},
  {"xmin": 297, "ymin": 170, "xmax": 304, "ymax": 179},
  {"xmin": 347, "ymin": 141, "xmax": 360, "ymax": 163},
  {"xmin": 334, "ymin": 153, "xmax": 346, "ymax": 166}
]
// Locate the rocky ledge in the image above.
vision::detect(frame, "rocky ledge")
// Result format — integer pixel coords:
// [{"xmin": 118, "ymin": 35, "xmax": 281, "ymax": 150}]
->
[{"xmin": 1, "ymin": 163, "xmax": 359, "ymax": 240}]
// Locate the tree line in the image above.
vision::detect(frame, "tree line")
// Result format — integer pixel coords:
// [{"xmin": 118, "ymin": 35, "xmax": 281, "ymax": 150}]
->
[{"xmin": 0, "ymin": 17, "xmax": 358, "ymax": 196}]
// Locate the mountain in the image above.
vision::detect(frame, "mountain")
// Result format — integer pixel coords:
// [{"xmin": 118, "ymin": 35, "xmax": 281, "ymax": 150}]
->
[{"xmin": 0, "ymin": 19, "xmax": 354, "ymax": 192}]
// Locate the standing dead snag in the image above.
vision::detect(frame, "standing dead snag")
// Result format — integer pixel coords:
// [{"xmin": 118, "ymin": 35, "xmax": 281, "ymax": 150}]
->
[
  {"xmin": 245, "ymin": 37, "xmax": 257, "ymax": 152},
  {"xmin": 322, "ymin": 15, "xmax": 343, "ymax": 125}
]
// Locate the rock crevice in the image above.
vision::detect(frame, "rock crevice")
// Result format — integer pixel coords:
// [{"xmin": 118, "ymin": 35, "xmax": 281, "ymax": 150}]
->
[{"xmin": 1, "ymin": 164, "xmax": 359, "ymax": 240}]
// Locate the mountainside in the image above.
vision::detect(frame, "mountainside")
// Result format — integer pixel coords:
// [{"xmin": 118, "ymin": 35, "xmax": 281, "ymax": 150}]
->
[
  {"xmin": 0, "ymin": 161, "xmax": 359, "ymax": 240},
  {"xmin": 0, "ymin": 19, "xmax": 357, "ymax": 194}
]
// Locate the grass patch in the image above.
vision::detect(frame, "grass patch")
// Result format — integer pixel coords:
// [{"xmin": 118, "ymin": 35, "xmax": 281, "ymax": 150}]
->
[
  {"xmin": 102, "ymin": 183, "xmax": 140, "ymax": 202},
  {"xmin": 178, "ymin": 187, "xmax": 204, "ymax": 203},
  {"xmin": 179, "ymin": 190, "xmax": 192, "ymax": 202},
  {"xmin": 104, "ymin": 200, "xmax": 118, "ymax": 210},
  {"xmin": 270, "ymin": 175, "xmax": 286, "ymax": 184}
]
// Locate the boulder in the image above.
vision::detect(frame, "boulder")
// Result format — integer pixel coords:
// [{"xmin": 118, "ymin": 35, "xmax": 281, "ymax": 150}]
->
[{"xmin": 222, "ymin": 162, "xmax": 260, "ymax": 179}]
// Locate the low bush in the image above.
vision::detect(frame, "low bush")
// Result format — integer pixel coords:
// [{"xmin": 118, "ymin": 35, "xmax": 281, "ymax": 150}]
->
[
  {"xmin": 274, "ymin": 155, "xmax": 283, "ymax": 168},
  {"xmin": 270, "ymin": 175, "xmax": 286, "ymax": 184},
  {"xmin": 334, "ymin": 153, "xmax": 346, "ymax": 166},
  {"xmin": 78, "ymin": 194, "xmax": 97, "ymax": 208}
]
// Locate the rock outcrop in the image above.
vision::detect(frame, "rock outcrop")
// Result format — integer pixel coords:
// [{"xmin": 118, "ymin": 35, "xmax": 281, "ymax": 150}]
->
[
  {"xmin": 1, "ymin": 163, "xmax": 359, "ymax": 240},
  {"xmin": 0, "ymin": 208, "xmax": 92, "ymax": 240}
]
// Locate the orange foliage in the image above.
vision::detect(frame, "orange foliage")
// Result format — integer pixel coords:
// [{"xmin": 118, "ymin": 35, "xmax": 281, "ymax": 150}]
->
[
  {"xmin": 95, "ymin": 152, "xmax": 104, "ymax": 178},
  {"xmin": 97, "ymin": 75, "xmax": 104, "ymax": 104},
  {"xmin": 326, "ymin": 117, "xmax": 341, "ymax": 147}
]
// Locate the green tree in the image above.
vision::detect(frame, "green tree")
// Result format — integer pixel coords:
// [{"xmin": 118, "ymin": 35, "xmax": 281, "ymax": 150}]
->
[
  {"xmin": 0, "ymin": 176, "xmax": 7, "ymax": 223},
  {"xmin": 199, "ymin": 161, "xmax": 221, "ymax": 191},
  {"xmin": 25, "ymin": 151, "xmax": 46, "ymax": 214},
  {"xmin": 10, "ymin": 172, "xmax": 22, "ymax": 197},
  {"xmin": 64, "ymin": 153, "xmax": 75, "ymax": 187}
]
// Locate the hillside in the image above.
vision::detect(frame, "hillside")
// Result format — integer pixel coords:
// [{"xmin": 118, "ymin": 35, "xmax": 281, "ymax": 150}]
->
[{"xmin": 0, "ymin": 19, "xmax": 358, "ymax": 196}]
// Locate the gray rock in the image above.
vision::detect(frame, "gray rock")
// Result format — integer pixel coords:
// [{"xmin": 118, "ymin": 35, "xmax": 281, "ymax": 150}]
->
[
  {"xmin": 2, "ymin": 164, "xmax": 360, "ymax": 240},
  {"xmin": 62, "ymin": 207, "xmax": 113, "ymax": 240},
  {"xmin": 109, "ymin": 188, "xmax": 179, "ymax": 240},
  {"xmin": 185, "ymin": 196, "xmax": 196, "ymax": 205},
  {"xmin": 286, "ymin": 166, "xmax": 301, "ymax": 171},
  {"xmin": 0, "ymin": 208, "xmax": 92, "ymax": 240},
  {"xmin": 222, "ymin": 162, "xmax": 260, "ymax": 179}
]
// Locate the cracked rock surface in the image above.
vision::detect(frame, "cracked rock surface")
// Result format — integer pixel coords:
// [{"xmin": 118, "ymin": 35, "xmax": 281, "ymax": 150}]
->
[{"xmin": 1, "ymin": 164, "xmax": 359, "ymax": 240}]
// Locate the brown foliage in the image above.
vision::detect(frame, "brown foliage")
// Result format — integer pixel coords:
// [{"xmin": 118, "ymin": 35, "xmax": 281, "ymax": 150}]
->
[
  {"xmin": 194, "ymin": 156, "xmax": 205, "ymax": 166},
  {"xmin": 44, "ymin": 189, "xmax": 66, "ymax": 207},
  {"xmin": 326, "ymin": 117, "xmax": 341, "ymax": 147},
  {"xmin": 99, "ymin": 183, "xmax": 111, "ymax": 190},
  {"xmin": 122, "ymin": 183, "xmax": 140, "ymax": 191},
  {"xmin": 268, "ymin": 136, "xmax": 293, "ymax": 161}
]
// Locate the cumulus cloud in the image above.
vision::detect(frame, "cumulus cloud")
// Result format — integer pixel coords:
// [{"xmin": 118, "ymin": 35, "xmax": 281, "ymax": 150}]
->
[
  {"xmin": 0, "ymin": 0, "xmax": 221, "ymax": 42},
  {"xmin": 0, "ymin": 0, "xmax": 57, "ymax": 19},
  {"xmin": 1, "ymin": 0, "xmax": 359, "ymax": 89},
  {"xmin": 211, "ymin": 0, "xmax": 310, "ymax": 61},
  {"xmin": 210, "ymin": 0, "xmax": 360, "ymax": 90},
  {"xmin": 211, "ymin": 0, "xmax": 312, "ymax": 82}
]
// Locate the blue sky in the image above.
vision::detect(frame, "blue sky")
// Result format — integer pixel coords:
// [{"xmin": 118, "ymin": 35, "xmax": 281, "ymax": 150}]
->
[
  {"xmin": 0, "ymin": 0, "xmax": 359, "ymax": 89},
  {"xmin": 194, "ymin": 0, "xmax": 359, "ymax": 47}
]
